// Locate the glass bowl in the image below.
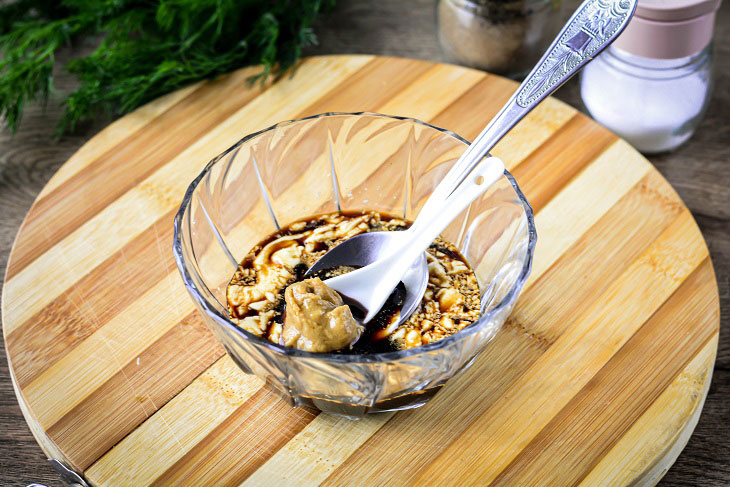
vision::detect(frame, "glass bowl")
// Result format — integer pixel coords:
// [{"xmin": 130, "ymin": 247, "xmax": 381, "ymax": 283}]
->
[{"xmin": 173, "ymin": 112, "xmax": 536, "ymax": 415}]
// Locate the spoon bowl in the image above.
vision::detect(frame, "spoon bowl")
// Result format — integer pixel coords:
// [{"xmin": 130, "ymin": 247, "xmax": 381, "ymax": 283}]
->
[
  {"xmin": 313, "ymin": 155, "xmax": 506, "ymax": 323},
  {"xmin": 305, "ymin": 231, "xmax": 428, "ymax": 327}
]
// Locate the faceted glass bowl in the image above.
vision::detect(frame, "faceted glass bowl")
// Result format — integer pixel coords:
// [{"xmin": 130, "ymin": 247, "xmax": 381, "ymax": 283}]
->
[{"xmin": 173, "ymin": 113, "xmax": 536, "ymax": 415}]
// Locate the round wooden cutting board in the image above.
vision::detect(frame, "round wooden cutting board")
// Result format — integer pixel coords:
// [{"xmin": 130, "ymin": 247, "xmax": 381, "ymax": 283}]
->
[{"xmin": 2, "ymin": 55, "xmax": 720, "ymax": 486}]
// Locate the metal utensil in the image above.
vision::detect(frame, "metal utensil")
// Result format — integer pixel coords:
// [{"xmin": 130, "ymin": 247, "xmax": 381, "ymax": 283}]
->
[{"xmin": 307, "ymin": 0, "xmax": 638, "ymax": 325}]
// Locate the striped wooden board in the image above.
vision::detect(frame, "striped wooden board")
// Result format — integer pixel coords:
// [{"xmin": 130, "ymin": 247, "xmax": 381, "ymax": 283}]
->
[{"xmin": 2, "ymin": 55, "xmax": 720, "ymax": 486}]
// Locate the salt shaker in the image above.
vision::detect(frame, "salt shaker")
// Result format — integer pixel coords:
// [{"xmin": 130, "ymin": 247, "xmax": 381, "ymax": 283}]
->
[{"xmin": 580, "ymin": 0, "xmax": 721, "ymax": 154}]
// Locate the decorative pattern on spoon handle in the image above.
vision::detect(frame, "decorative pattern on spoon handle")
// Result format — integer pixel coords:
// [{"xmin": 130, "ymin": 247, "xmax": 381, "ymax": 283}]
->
[{"xmin": 516, "ymin": 0, "xmax": 637, "ymax": 107}]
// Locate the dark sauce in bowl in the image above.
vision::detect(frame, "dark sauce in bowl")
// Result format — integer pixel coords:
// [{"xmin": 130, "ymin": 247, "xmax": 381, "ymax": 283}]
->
[{"xmin": 226, "ymin": 211, "xmax": 480, "ymax": 354}]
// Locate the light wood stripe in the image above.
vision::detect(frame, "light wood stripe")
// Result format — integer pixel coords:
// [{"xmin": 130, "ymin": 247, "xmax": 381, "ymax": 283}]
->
[
  {"xmin": 376, "ymin": 63, "xmax": 485, "ymax": 121},
  {"xmin": 241, "ymin": 413, "xmax": 393, "ymax": 486},
  {"xmin": 3, "ymin": 57, "xmax": 718, "ymax": 486},
  {"xmin": 579, "ymin": 335, "xmax": 718, "ymax": 486}
]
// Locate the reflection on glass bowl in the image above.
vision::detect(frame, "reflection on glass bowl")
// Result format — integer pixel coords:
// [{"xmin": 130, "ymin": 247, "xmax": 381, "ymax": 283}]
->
[{"xmin": 173, "ymin": 112, "xmax": 536, "ymax": 416}]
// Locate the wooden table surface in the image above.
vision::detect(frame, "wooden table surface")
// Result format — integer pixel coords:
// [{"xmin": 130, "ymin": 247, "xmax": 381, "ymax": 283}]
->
[{"xmin": 1, "ymin": 1, "xmax": 727, "ymax": 486}]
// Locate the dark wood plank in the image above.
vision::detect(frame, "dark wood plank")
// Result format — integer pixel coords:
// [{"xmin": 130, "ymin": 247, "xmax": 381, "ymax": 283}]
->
[{"xmin": 1, "ymin": 1, "xmax": 727, "ymax": 486}]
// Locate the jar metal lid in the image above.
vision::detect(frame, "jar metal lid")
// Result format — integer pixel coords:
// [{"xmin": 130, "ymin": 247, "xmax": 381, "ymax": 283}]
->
[{"xmin": 613, "ymin": 0, "xmax": 721, "ymax": 59}]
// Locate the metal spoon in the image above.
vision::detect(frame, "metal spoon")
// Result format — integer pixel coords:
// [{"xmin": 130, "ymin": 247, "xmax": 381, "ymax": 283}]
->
[{"xmin": 307, "ymin": 0, "xmax": 638, "ymax": 325}]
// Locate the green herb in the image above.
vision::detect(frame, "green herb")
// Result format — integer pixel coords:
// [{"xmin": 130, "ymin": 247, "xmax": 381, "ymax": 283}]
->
[{"xmin": 0, "ymin": 0, "xmax": 335, "ymax": 135}]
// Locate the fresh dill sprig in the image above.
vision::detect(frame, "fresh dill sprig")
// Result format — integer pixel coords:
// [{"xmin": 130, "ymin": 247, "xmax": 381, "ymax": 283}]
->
[{"xmin": 0, "ymin": 0, "xmax": 335, "ymax": 135}]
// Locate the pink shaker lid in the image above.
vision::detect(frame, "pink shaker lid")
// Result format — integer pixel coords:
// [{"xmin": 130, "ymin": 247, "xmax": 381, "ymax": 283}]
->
[{"xmin": 613, "ymin": 0, "xmax": 722, "ymax": 59}]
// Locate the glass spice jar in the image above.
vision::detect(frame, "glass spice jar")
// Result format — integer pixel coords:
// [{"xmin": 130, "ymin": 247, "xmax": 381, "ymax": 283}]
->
[
  {"xmin": 437, "ymin": 0, "xmax": 563, "ymax": 78},
  {"xmin": 580, "ymin": 0, "xmax": 720, "ymax": 154}
]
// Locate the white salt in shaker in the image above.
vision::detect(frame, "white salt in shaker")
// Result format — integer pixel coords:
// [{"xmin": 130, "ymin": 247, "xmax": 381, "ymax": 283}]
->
[{"xmin": 580, "ymin": 0, "xmax": 721, "ymax": 154}]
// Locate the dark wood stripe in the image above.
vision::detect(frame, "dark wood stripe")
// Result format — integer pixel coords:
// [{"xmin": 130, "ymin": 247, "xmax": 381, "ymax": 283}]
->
[
  {"xmin": 491, "ymin": 259, "xmax": 718, "ymax": 486},
  {"xmin": 511, "ymin": 112, "xmax": 618, "ymax": 213},
  {"xmin": 150, "ymin": 387, "xmax": 318, "ymax": 486},
  {"xmin": 46, "ymin": 312, "xmax": 225, "ymax": 471},
  {"xmin": 321, "ymin": 172, "xmax": 682, "ymax": 486},
  {"xmin": 5, "ymin": 66, "xmax": 268, "ymax": 281},
  {"xmin": 430, "ymin": 74, "xmax": 517, "ymax": 141},
  {"xmin": 8, "ymin": 209, "xmax": 178, "ymax": 388},
  {"xmin": 299, "ymin": 56, "xmax": 434, "ymax": 118}
]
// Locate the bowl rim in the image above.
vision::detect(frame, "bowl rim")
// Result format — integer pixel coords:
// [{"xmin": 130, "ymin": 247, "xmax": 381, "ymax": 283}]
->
[{"xmin": 173, "ymin": 112, "xmax": 537, "ymax": 364}]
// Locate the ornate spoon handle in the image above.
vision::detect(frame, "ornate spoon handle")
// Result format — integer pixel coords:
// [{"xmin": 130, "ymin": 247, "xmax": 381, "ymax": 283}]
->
[{"xmin": 440, "ymin": 0, "xmax": 638, "ymax": 198}]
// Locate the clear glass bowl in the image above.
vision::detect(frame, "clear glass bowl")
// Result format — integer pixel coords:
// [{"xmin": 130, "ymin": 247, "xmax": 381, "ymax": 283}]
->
[{"xmin": 173, "ymin": 113, "xmax": 536, "ymax": 415}]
